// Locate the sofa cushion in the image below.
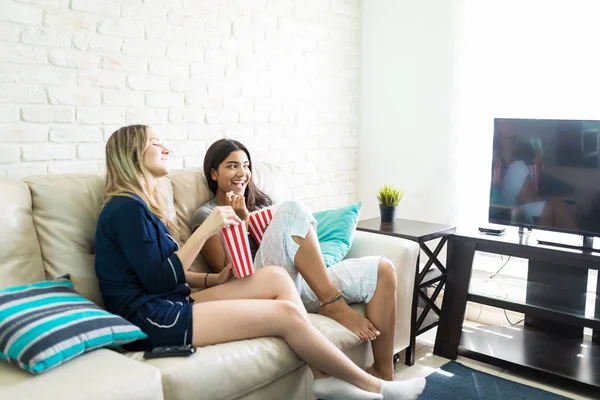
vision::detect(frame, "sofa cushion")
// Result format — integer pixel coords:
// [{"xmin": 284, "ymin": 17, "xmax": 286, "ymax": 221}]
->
[
  {"xmin": 313, "ymin": 202, "xmax": 362, "ymax": 266},
  {"xmin": 22, "ymin": 174, "xmax": 174, "ymax": 306},
  {"xmin": 0, "ymin": 178, "xmax": 45, "ymax": 289},
  {"xmin": 0, "ymin": 348, "xmax": 163, "ymax": 400},
  {"xmin": 125, "ymin": 313, "xmax": 362, "ymax": 400},
  {"xmin": 0, "ymin": 277, "xmax": 147, "ymax": 374}
]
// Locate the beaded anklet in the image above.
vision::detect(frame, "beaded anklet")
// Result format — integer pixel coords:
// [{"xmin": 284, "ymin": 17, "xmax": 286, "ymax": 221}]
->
[{"xmin": 320, "ymin": 292, "xmax": 343, "ymax": 307}]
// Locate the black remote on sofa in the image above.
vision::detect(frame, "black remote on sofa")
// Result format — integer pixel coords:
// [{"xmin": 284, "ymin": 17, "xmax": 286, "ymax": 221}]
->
[{"xmin": 143, "ymin": 344, "xmax": 196, "ymax": 359}]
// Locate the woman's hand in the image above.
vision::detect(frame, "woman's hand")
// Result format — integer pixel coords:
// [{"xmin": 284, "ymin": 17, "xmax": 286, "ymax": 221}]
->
[
  {"xmin": 215, "ymin": 263, "xmax": 234, "ymax": 285},
  {"xmin": 199, "ymin": 206, "xmax": 241, "ymax": 237},
  {"xmin": 225, "ymin": 191, "xmax": 250, "ymax": 221}
]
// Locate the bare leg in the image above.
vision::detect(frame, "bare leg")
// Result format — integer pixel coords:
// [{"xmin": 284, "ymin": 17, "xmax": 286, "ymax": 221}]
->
[
  {"xmin": 191, "ymin": 267, "xmax": 380, "ymax": 393},
  {"xmin": 191, "ymin": 265, "xmax": 304, "ymax": 309},
  {"xmin": 294, "ymin": 225, "xmax": 379, "ymax": 341},
  {"xmin": 365, "ymin": 258, "xmax": 397, "ymax": 381},
  {"xmin": 191, "ymin": 266, "xmax": 325, "ymax": 379},
  {"xmin": 191, "ymin": 268, "xmax": 425, "ymax": 400}
]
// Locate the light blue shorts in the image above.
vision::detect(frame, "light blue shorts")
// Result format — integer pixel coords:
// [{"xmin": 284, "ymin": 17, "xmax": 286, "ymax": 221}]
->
[{"xmin": 253, "ymin": 200, "xmax": 380, "ymax": 313}]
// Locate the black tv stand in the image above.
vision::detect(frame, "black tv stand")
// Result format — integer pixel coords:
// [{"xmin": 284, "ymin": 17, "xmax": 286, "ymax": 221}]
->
[
  {"xmin": 434, "ymin": 228, "xmax": 600, "ymax": 390},
  {"xmin": 537, "ymin": 234, "xmax": 597, "ymax": 252}
]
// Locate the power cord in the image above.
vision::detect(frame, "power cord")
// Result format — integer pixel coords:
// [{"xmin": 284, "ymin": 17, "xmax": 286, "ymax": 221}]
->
[
  {"xmin": 489, "ymin": 255, "xmax": 525, "ymax": 325},
  {"xmin": 489, "ymin": 255, "xmax": 511, "ymax": 279},
  {"xmin": 504, "ymin": 309, "xmax": 525, "ymax": 326}
]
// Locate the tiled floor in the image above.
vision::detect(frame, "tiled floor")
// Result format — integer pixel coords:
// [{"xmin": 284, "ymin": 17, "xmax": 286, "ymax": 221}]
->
[{"xmin": 394, "ymin": 322, "xmax": 599, "ymax": 400}]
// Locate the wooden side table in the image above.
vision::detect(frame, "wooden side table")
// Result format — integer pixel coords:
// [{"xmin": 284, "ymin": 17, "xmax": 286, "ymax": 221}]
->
[{"xmin": 357, "ymin": 217, "xmax": 455, "ymax": 366}]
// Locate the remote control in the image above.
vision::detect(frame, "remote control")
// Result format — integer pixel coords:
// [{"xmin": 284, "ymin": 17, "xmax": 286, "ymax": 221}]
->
[
  {"xmin": 478, "ymin": 226, "xmax": 505, "ymax": 235},
  {"xmin": 143, "ymin": 344, "xmax": 196, "ymax": 359}
]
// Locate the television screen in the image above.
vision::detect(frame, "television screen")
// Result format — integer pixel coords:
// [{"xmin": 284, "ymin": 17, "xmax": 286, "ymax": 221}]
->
[{"xmin": 489, "ymin": 118, "xmax": 600, "ymax": 237}]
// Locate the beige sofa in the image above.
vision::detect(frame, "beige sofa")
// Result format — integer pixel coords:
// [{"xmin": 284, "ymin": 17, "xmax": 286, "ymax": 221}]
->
[{"xmin": 0, "ymin": 163, "xmax": 419, "ymax": 400}]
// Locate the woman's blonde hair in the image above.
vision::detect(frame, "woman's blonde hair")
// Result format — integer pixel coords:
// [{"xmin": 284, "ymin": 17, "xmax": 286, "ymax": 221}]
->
[{"xmin": 103, "ymin": 124, "xmax": 176, "ymax": 234}]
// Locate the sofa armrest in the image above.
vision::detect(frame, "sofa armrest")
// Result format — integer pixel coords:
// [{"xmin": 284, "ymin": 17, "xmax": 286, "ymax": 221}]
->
[{"xmin": 345, "ymin": 230, "xmax": 419, "ymax": 355}]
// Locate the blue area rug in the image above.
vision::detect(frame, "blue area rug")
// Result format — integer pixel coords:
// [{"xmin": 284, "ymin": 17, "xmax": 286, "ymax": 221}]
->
[{"xmin": 419, "ymin": 361, "xmax": 571, "ymax": 400}]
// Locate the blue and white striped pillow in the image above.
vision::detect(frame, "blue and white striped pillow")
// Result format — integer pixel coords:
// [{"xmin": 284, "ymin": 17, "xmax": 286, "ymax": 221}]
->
[{"xmin": 0, "ymin": 277, "xmax": 147, "ymax": 374}]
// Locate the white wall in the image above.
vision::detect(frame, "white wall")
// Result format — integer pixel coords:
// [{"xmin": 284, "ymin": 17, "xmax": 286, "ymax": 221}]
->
[
  {"xmin": 359, "ymin": 0, "xmax": 600, "ymax": 230},
  {"xmin": 0, "ymin": 0, "xmax": 362, "ymax": 211},
  {"xmin": 358, "ymin": 0, "xmax": 457, "ymax": 223}
]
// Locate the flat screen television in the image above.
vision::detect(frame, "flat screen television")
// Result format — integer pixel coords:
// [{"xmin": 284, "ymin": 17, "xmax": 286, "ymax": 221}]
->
[{"xmin": 489, "ymin": 117, "xmax": 600, "ymax": 246}]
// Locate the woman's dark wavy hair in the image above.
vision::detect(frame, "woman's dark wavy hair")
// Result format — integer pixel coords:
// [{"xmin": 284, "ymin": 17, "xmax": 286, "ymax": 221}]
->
[{"xmin": 203, "ymin": 139, "xmax": 271, "ymax": 212}]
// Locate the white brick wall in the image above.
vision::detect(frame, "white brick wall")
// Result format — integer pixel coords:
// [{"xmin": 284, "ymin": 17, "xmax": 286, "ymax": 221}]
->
[{"xmin": 0, "ymin": 0, "xmax": 361, "ymax": 211}]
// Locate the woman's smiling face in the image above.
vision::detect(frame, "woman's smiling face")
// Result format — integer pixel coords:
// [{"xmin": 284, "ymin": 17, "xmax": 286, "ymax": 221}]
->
[{"xmin": 211, "ymin": 150, "xmax": 251, "ymax": 196}]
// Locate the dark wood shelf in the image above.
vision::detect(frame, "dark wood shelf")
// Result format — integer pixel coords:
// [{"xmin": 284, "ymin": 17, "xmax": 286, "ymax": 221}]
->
[
  {"xmin": 459, "ymin": 325, "xmax": 600, "ymax": 389},
  {"xmin": 467, "ymin": 279, "xmax": 600, "ymax": 330}
]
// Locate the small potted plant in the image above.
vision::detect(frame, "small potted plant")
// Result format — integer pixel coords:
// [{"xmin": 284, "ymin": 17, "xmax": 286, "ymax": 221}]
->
[{"xmin": 377, "ymin": 184, "xmax": 403, "ymax": 223}]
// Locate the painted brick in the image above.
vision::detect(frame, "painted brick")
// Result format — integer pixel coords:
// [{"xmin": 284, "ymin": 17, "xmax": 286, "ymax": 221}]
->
[
  {"xmin": 146, "ymin": 24, "xmax": 186, "ymax": 43},
  {"xmin": 123, "ymin": 108, "xmax": 168, "ymax": 124},
  {"xmin": 22, "ymin": 144, "xmax": 75, "ymax": 161},
  {"xmin": 79, "ymin": 70, "xmax": 126, "ymax": 88},
  {"xmin": 43, "ymin": 11, "xmax": 97, "ymax": 31},
  {"xmin": 72, "ymin": 33, "xmax": 123, "ymax": 53},
  {"xmin": 167, "ymin": 45, "xmax": 205, "ymax": 62},
  {"xmin": 0, "ymin": 145, "xmax": 21, "ymax": 163},
  {"xmin": 0, "ymin": 84, "xmax": 46, "ymax": 104},
  {"xmin": 21, "ymin": 27, "xmax": 71, "ymax": 48},
  {"xmin": 47, "ymin": 87, "xmax": 101, "ymax": 106},
  {"xmin": 0, "ymin": 3, "xmax": 43, "ymax": 25},
  {"xmin": 48, "ymin": 50, "xmax": 100, "ymax": 69},
  {"xmin": 168, "ymin": 109, "xmax": 205, "ymax": 124},
  {"xmin": 102, "ymin": 55, "xmax": 147, "ymax": 73},
  {"xmin": 97, "ymin": 19, "xmax": 145, "ymax": 39},
  {"xmin": 127, "ymin": 75, "xmax": 170, "ymax": 91},
  {"xmin": 0, "ymin": 163, "xmax": 47, "ymax": 178},
  {"xmin": 0, "ymin": 44, "xmax": 47, "ymax": 64},
  {"xmin": 21, "ymin": 106, "xmax": 74, "ymax": 123},
  {"xmin": 48, "ymin": 161, "xmax": 98, "ymax": 174},
  {"xmin": 76, "ymin": 107, "xmax": 123, "ymax": 124},
  {"xmin": 70, "ymin": 0, "xmax": 121, "ymax": 17},
  {"xmin": 122, "ymin": 39, "xmax": 167, "ymax": 58},
  {"xmin": 77, "ymin": 143, "xmax": 105, "ymax": 159},
  {"xmin": 145, "ymin": 92, "xmax": 184, "ymax": 107},
  {"xmin": 102, "ymin": 89, "xmax": 144, "ymax": 106},
  {"xmin": 0, "ymin": 22, "xmax": 20, "ymax": 42},
  {"xmin": 0, "ymin": 124, "xmax": 47, "ymax": 142},
  {"xmin": 0, "ymin": 105, "xmax": 19, "ymax": 122},
  {"xmin": 149, "ymin": 60, "xmax": 189, "ymax": 77},
  {"xmin": 0, "ymin": 0, "xmax": 361, "ymax": 207},
  {"xmin": 20, "ymin": 66, "xmax": 77, "ymax": 85},
  {"xmin": 49, "ymin": 126, "xmax": 102, "ymax": 142}
]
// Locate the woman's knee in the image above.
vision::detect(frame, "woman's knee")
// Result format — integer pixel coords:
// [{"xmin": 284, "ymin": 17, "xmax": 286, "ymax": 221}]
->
[
  {"xmin": 377, "ymin": 258, "xmax": 397, "ymax": 290},
  {"xmin": 273, "ymin": 300, "xmax": 308, "ymax": 330},
  {"xmin": 256, "ymin": 265, "xmax": 295, "ymax": 288},
  {"xmin": 278, "ymin": 200, "xmax": 308, "ymax": 216}
]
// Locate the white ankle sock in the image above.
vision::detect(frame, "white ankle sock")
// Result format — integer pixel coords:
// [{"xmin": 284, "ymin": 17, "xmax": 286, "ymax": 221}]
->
[
  {"xmin": 312, "ymin": 377, "xmax": 383, "ymax": 400},
  {"xmin": 380, "ymin": 378, "xmax": 426, "ymax": 400}
]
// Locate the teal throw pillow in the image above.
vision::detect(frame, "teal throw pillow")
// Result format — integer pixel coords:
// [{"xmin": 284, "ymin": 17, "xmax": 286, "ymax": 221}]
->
[
  {"xmin": 0, "ymin": 277, "xmax": 147, "ymax": 374},
  {"xmin": 313, "ymin": 202, "xmax": 362, "ymax": 267}
]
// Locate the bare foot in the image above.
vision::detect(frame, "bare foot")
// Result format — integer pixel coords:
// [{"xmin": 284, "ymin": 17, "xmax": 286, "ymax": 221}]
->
[
  {"xmin": 367, "ymin": 364, "xmax": 394, "ymax": 382},
  {"xmin": 320, "ymin": 299, "xmax": 379, "ymax": 341}
]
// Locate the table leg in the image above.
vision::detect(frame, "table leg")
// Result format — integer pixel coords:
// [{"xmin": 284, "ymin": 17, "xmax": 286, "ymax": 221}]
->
[
  {"xmin": 433, "ymin": 235, "xmax": 475, "ymax": 359},
  {"xmin": 405, "ymin": 253, "xmax": 420, "ymax": 366}
]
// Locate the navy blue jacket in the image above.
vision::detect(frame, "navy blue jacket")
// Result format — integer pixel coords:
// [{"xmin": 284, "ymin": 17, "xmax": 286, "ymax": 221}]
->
[{"xmin": 94, "ymin": 194, "xmax": 190, "ymax": 319}]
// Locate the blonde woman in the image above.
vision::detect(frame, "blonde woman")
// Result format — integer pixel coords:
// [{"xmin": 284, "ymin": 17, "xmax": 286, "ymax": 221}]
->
[{"xmin": 94, "ymin": 125, "xmax": 426, "ymax": 400}]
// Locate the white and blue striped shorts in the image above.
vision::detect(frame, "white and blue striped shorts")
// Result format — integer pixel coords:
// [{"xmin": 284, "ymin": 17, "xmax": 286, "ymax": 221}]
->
[{"xmin": 253, "ymin": 200, "xmax": 380, "ymax": 313}]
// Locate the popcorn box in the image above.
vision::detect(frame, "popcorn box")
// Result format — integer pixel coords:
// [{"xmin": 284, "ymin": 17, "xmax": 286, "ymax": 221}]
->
[
  {"xmin": 248, "ymin": 205, "xmax": 279, "ymax": 247},
  {"xmin": 219, "ymin": 221, "xmax": 254, "ymax": 278}
]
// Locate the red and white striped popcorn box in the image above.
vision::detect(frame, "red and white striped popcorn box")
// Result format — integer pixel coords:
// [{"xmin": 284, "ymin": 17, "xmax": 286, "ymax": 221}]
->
[
  {"xmin": 247, "ymin": 205, "xmax": 279, "ymax": 247},
  {"xmin": 218, "ymin": 221, "xmax": 254, "ymax": 278}
]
